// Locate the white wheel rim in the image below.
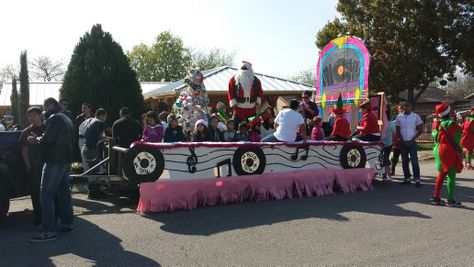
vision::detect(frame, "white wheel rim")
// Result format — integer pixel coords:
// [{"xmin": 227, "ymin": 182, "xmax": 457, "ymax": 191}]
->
[
  {"xmin": 241, "ymin": 151, "xmax": 260, "ymax": 173},
  {"xmin": 133, "ymin": 152, "xmax": 157, "ymax": 175},
  {"xmin": 347, "ymin": 149, "xmax": 361, "ymax": 167}
]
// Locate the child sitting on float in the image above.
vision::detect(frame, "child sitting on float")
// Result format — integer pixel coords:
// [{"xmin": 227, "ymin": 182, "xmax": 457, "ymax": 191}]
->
[
  {"xmin": 327, "ymin": 94, "xmax": 351, "ymax": 141},
  {"xmin": 223, "ymin": 118, "xmax": 237, "ymax": 142},
  {"xmin": 236, "ymin": 121, "xmax": 249, "ymax": 141},
  {"xmin": 141, "ymin": 111, "xmax": 164, "ymax": 143},
  {"xmin": 208, "ymin": 114, "xmax": 225, "ymax": 142},
  {"xmin": 192, "ymin": 119, "xmax": 211, "ymax": 142},
  {"xmin": 248, "ymin": 117, "xmax": 262, "ymax": 142},
  {"xmin": 352, "ymin": 100, "xmax": 380, "ymax": 141},
  {"xmin": 311, "ymin": 116, "xmax": 325, "ymax": 141}
]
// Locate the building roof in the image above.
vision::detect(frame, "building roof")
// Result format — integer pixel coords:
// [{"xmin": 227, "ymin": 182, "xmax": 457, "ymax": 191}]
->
[
  {"xmin": 143, "ymin": 66, "xmax": 314, "ymax": 99},
  {"xmin": 0, "ymin": 81, "xmax": 168, "ymax": 107},
  {"xmin": 399, "ymin": 86, "xmax": 468, "ymax": 103}
]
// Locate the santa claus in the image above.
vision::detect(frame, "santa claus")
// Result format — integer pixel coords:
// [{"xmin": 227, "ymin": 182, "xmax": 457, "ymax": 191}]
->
[{"xmin": 228, "ymin": 61, "xmax": 264, "ymax": 124}]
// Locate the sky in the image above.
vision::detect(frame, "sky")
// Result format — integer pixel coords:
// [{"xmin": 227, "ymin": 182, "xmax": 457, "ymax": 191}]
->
[{"xmin": 0, "ymin": 0, "xmax": 339, "ymax": 79}]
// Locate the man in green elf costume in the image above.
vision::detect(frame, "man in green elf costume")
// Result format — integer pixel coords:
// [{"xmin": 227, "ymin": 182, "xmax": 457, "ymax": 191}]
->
[{"xmin": 430, "ymin": 103, "xmax": 463, "ymax": 206}]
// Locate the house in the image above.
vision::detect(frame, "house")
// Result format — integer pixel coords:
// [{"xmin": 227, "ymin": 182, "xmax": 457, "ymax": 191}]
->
[
  {"xmin": 399, "ymin": 86, "xmax": 470, "ymax": 118},
  {"xmin": 0, "ymin": 81, "xmax": 168, "ymax": 116},
  {"xmin": 143, "ymin": 66, "xmax": 314, "ymax": 113}
]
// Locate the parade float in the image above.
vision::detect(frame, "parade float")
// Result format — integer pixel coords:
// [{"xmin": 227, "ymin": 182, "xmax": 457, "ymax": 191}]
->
[{"xmin": 117, "ymin": 35, "xmax": 386, "ymax": 213}]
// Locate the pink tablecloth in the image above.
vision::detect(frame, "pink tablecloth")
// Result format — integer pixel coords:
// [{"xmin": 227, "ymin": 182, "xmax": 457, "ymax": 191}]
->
[{"xmin": 137, "ymin": 168, "xmax": 373, "ymax": 213}]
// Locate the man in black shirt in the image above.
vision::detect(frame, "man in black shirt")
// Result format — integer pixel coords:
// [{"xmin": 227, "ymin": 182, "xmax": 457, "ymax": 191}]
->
[
  {"xmin": 29, "ymin": 97, "xmax": 74, "ymax": 243},
  {"xmin": 19, "ymin": 107, "xmax": 46, "ymax": 226},
  {"xmin": 164, "ymin": 114, "xmax": 186, "ymax": 142},
  {"xmin": 112, "ymin": 107, "xmax": 142, "ymax": 147},
  {"xmin": 82, "ymin": 108, "xmax": 109, "ymax": 173}
]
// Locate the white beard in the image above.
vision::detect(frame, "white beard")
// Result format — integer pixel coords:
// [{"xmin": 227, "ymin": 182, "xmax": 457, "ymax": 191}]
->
[{"xmin": 236, "ymin": 69, "xmax": 254, "ymax": 97}]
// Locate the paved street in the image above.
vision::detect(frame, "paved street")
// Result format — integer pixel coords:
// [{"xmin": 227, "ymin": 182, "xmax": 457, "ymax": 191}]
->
[{"xmin": 1, "ymin": 160, "xmax": 473, "ymax": 266}]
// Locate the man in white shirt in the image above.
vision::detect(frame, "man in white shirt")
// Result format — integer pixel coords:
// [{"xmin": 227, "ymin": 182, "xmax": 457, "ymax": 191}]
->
[
  {"xmin": 395, "ymin": 102, "xmax": 424, "ymax": 187},
  {"xmin": 261, "ymin": 99, "xmax": 307, "ymax": 142}
]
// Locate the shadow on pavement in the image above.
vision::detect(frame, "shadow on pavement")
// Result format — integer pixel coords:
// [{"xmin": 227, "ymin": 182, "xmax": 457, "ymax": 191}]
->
[
  {"xmin": 139, "ymin": 177, "xmax": 474, "ymax": 236},
  {"xmin": 0, "ymin": 200, "xmax": 159, "ymax": 266}
]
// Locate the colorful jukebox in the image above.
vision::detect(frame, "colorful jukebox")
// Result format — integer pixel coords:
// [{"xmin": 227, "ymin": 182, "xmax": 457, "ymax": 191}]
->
[{"xmin": 316, "ymin": 36, "xmax": 370, "ymax": 127}]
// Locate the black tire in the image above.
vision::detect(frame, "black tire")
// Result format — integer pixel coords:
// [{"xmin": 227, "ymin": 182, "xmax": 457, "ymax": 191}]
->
[
  {"xmin": 340, "ymin": 144, "xmax": 367, "ymax": 169},
  {"xmin": 0, "ymin": 180, "xmax": 10, "ymax": 221},
  {"xmin": 122, "ymin": 146, "xmax": 165, "ymax": 185},
  {"xmin": 232, "ymin": 147, "xmax": 266, "ymax": 176}
]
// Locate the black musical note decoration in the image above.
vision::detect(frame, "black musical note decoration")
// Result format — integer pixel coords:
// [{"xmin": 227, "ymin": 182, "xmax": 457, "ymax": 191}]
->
[
  {"xmin": 291, "ymin": 145, "xmax": 310, "ymax": 161},
  {"xmin": 216, "ymin": 158, "xmax": 232, "ymax": 177},
  {"xmin": 186, "ymin": 147, "xmax": 198, "ymax": 173},
  {"xmin": 301, "ymin": 145, "xmax": 310, "ymax": 160}
]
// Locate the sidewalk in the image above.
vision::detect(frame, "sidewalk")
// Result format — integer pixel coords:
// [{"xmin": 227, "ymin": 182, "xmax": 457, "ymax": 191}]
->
[{"xmin": 418, "ymin": 150, "xmax": 434, "ymax": 161}]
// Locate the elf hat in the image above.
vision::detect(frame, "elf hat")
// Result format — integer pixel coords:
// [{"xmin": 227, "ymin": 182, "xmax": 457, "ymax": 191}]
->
[
  {"xmin": 435, "ymin": 103, "xmax": 451, "ymax": 117},
  {"xmin": 216, "ymin": 102, "xmax": 225, "ymax": 109},
  {"xmin": 333, "ymin": 93, "xmax": 345, "ymax": 114}
]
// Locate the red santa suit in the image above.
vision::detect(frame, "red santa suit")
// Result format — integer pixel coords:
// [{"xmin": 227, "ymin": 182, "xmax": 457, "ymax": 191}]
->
[{"xmin": 228, "ymin": 61, "xmax": 264, "ymax": 122}]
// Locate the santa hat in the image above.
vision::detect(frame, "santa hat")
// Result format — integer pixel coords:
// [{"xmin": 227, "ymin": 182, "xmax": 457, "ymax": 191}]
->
[
  {"xmin": 333, "ymin": 93, "xmax": 345, "ymax": 114},
  {"xmin": 435, "ymin": 103, "xmax": 451, "ymax": 117},
  {"xmin": 195, "ymin": 119, "xmax": 208, "ymax": 129},
  {"xmin": 240, "ymin": 61, "xmax": 252, "ymax": 70}
]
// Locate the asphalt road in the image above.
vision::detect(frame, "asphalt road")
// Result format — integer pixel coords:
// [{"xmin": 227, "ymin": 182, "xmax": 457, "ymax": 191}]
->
[{"xmin": 1, "ymin": 160, "xmax": 473, "ymax": 266}]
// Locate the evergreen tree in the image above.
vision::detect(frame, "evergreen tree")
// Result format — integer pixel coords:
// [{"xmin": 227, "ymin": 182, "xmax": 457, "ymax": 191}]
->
[
  {"xmin": 19, "ymin": 51, "xmax": 30, "ymax": 127},
  {"xmin": 10, "ymin": 76, "xmax": 19, "ymax": 122},
  {"xmin": 61, "ymin": 24, "xmax": 144, "ymax": 122}
]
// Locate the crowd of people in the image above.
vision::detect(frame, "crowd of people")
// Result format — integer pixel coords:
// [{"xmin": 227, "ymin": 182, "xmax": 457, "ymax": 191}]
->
[{"xmin": 1, "ymin": 83, "xmax": 473, "ymax": 243}]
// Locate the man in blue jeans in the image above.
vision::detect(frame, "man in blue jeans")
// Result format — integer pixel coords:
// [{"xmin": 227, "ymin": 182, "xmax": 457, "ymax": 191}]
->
[
  {"xmin": 395, "ymin": 102, "xmax": 424, "ymax": 187},
  {"xmin": 29, "ymin": 97, "xmax": 75, "ymax": 243}
]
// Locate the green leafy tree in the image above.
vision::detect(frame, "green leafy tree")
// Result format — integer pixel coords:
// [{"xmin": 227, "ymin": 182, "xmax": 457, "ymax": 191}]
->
[
  {"xmin": 19, "ymin": 51, "xmax": 30, "ymax": 128},
  {"xmin": 10, "ymin": 76, "xmax": 19, "ymax": 121},
  {"xmin": 127, "ymin": 31, "xmax": 192, "ymax": 81},
  {"xmin": 61, "ymin": 24, "xmax": 144, "ymax": 122},
  {"xmin": 191, "ymin": 48, "xmax": 235, "ymax": 71},
  {"xmin": 316, "ymin": 0, "xmax": 474, "ymax": 105},
  {"xmin": 291, "ymin": 68, "xmax": 316, "ymax": 87}
]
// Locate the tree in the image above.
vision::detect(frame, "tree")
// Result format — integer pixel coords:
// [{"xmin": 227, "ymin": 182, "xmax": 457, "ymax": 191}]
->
[
  {"xmin": 316, "ymin": 0, "xmax": 474, "ymax": 105},
  {"xmin": 442, "ymin": 73, "xmax": 474, "ymax": 98},
  {"xmin": 127, "ymin": 31, "xmax": 192, "ymax": 82},
  {"xmin": 190, "ymin": 48, "xmax": 235, "ymax": 71},
  {"xmin": 291, "ymin": 68, "xmax": 316, "ymax": 87},
  {"xmin": 30, "ymin": 57, "xmax": 65, "ymax": 81},
  {"xmin": 19, "ymin": 51, "xmax": 30, "ymax": 128},
  {"xmin": 10, "ymin": 76, "xmax": 19, "ymax": 121},
  {"xmin": 61, "ymin": 24, "xmax": 144, "ymax": 122},
  {"xmin": 0, "ymin": 64, "xmax": 17, "ymax": 90}
]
